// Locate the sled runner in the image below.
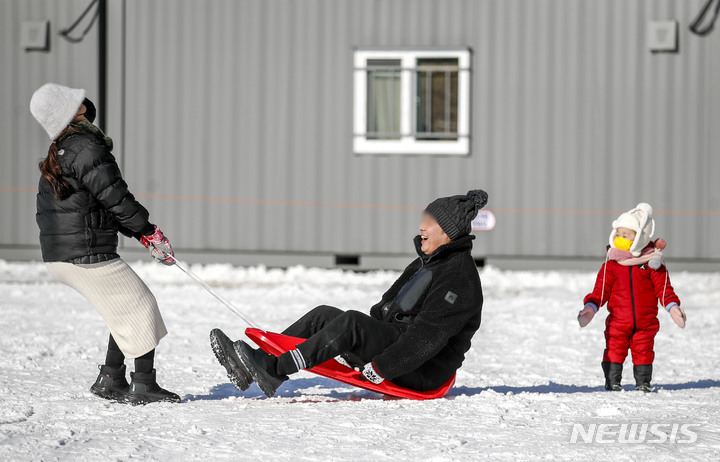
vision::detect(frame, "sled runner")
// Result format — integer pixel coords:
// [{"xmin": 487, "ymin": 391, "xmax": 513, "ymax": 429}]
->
[{"xmin": 245, "ymin": 328, "xmax": 455, "ymax": 400}]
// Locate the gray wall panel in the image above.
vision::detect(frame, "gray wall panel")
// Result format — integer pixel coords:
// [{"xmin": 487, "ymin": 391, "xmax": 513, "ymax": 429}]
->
[
  {"xmin": 2, "ymin": 0, "xmax": 718, "ymax": 266},
  {"xmin": 0, "ymin": 0, "xmax": 98, "ymax": 251},
  {"xmin": 119, "ymin": 0, "xmax": 720, "ymax": 261}
]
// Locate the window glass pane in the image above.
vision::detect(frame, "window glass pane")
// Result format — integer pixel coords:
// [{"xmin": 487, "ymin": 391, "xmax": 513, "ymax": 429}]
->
[
  {"xmin": 415, "ymin": 58, "xmax": 459, "ymax": 140},
  {"xmin": 366, "ymin": 59, "xmax": 401, "ymax": 139}
]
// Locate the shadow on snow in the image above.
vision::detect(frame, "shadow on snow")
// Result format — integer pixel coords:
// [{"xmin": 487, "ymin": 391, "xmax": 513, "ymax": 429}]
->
[
  {"xmin": 186, "ymin": 378, "xmax": 720, "ymax": 402},
  {"xmin": 186, "ymin": 377, "xmax": 383, "ymax": 402},
  {"xmin": 449, "ymin": 379, "xmax": 720, "ymax": 397}
]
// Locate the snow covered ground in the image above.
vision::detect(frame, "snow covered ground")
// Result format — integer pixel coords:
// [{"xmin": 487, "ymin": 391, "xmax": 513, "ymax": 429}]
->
[{"xmin": 1, "ymin": 259, "xmax": 719, "ymax": 461}]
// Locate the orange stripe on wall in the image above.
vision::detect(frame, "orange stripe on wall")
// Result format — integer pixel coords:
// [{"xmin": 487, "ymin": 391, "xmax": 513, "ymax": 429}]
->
[
  {"xmin": 0, "ymin": 186, "xmax": 38, "ymax": 193},
  {"xmin": 2, "ymin": 186, "xmax": 719, "ymax": 216},
  {"xmin": 491, "ymin": 209, "xmax": 720, "ymax": 216}
]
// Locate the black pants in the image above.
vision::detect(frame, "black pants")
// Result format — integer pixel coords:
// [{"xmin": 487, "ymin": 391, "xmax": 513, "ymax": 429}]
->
[
  {"xmin": 283, "ymin": 305, "xmax": 401, "ymax": 371},
  {"xmin": 278, "ymin": 305, "xmax": 433, "ymax": 391}
]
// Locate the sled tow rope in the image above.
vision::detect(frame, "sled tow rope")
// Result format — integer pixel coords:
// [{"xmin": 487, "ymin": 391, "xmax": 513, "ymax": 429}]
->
[{"xmin": 169, "ymin": 256, "xmax": 262, "ymax": 329}]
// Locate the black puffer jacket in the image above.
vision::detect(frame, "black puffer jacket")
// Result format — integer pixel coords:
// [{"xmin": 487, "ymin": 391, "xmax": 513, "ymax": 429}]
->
[
  {"xmin": 36, "ymin": 131, "xmax": 154, "ymax": 263},
  {"xmin": 369, "ymin": 234, "xmax": 483, "ymax": 390}
]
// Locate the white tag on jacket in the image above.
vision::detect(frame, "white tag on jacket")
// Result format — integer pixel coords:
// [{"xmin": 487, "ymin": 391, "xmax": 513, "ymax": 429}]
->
[
  {"xmin": 58, "ymin": 149, "xmax": 65, "ymax": 156},
  {"xmin": 445, "ymin": 291, "xmax": 457, "ymax": 304}
]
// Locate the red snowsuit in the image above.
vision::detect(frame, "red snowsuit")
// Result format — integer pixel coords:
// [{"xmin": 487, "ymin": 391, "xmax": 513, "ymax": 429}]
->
[{"xmin": 584, "ymin": 250, "xmax": 680, "ymax": 366}]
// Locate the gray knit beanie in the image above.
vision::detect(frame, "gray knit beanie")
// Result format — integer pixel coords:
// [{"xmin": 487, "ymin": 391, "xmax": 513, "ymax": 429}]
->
[{"xmin": 425, "ymin": 189, "xmax": 489, "ymax": 240}]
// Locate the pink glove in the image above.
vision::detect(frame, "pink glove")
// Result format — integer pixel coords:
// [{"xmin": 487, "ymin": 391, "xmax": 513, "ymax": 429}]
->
[
  {"xmin": 577, "ymin": 304, "xmax": 596, "ymax": 328},
  {"xmin": 139, "ymin": 225, "xmax": 175, "ymax": 265},
  {"xmin": 669, "ymin": 305, "xmax": 686, "ymax": 328}
]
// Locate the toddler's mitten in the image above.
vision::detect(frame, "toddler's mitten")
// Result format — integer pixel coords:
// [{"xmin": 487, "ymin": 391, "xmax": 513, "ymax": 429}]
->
[
  {"xmin": 577, "ymin": 304, "xmax": 597, "ymax": 328},
  {"xmin": 668, "ymin": 303, "xmax": 686, "ymax": 328}
]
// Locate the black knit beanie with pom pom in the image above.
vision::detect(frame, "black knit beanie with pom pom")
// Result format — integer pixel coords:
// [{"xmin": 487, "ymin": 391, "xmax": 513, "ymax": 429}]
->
[{"xmin": 424, "ymin": 189, "xmax": 489, "ymax": 240}]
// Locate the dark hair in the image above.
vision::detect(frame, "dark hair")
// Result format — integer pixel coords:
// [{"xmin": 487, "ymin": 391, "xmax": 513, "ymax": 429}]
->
[{"xmin": 39, "ymin": 125, "xmax": 78, "ymax": 199}]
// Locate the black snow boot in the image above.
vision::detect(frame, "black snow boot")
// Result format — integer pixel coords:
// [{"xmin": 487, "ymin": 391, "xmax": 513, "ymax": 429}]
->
[
  {"xmin": 634, "ymin": 364, "xmax": 653, "ymax": 393},
  {"xmin": 90, "ymin": 364, "xmax": 130, "ymax": 401},
  {"xmin": 602, "ymin": 361, "xmax": 623, "ymax": 391},
  {"xmin": 210, "ymin": 328, "xmax": 253, "ymax": 391},
  {"xmin": 125, "ymin": 370, "xmax": 181, "ymax": 405},
  {"xmin": 234, "ymin": 341, "xmax": 288, "ymax": 398}
]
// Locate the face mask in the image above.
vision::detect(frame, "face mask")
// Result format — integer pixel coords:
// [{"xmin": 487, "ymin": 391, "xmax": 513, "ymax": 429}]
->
[{"xmin": 614, "ymin": 236, "xmax": 633, "ymax": 251}]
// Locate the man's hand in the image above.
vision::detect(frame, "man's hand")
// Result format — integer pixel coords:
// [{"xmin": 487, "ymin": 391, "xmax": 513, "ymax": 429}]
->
[
  {"xmin": 577, "ymin": 304, "xmax": 597, "ymax": 328},
  {"xmin": 140, "ymin": 225, "xmax": 175, "ymax": 265},
  {"xmin": 361, "ymin": 362, "xmax": 384, "ymax": 384}
]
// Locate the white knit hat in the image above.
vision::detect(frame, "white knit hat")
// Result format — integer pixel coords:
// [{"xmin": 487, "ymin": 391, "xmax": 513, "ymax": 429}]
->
[
  {"xmin": 30, "ymin": 83, "xmax": 86, "ymax": 140},
  {"xmin": 609, "ymin": 202, "xmax": 655, "ymax": 256}
]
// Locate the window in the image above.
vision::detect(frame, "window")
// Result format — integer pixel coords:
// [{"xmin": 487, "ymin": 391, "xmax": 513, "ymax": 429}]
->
[{"xmin": 354, "ymin": 49, "xmax": 471, "ymax": 155}]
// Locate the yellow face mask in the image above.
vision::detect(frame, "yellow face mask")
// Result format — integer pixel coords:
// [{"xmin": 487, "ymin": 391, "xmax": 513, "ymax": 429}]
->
[{"xmin": 614, "ymin": 236, "xmax": 633, "ymax": 251}]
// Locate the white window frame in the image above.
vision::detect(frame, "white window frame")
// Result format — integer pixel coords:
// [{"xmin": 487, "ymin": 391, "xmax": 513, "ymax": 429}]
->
[{"xmin": 353, "ymin": 48, "xmax": 471, "ymax": 155}]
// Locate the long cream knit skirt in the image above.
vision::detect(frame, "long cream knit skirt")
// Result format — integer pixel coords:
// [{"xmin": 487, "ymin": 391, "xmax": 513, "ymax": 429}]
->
[{"xmin": 46, "ymin": 259, "xmax": 167, "ymax": 358}]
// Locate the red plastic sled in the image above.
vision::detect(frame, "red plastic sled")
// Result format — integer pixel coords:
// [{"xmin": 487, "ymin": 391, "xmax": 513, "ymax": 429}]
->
[{"xmin": 245, "ymin": 328, "xmax": 455, "ymax": 400}]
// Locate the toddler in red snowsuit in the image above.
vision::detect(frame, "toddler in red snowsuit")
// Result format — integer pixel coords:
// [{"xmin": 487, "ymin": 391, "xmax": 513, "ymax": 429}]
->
[{"xmin": 578, "ymin": 203, "xmax": 686, "ymax": 392}]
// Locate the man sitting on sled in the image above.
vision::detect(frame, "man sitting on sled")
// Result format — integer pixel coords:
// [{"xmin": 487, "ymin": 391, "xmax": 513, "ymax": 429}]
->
[{"xmin": 210, "ymin": 189, "xmax": 487, "ymax": 397}]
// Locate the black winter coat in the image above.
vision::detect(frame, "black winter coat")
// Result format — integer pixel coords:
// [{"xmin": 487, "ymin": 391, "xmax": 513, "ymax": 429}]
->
[
  {"xmin": 369, "ymin": 234, "xmax": 483, "ymax": 390},
  {"xmin": 36, "ymin": 132, "xmax": 154, "ymax": 263}
]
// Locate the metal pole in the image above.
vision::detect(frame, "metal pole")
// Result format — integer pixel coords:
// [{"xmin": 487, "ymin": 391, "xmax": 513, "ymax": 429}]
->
[{"xmin": 97, "ymin": 0, "xmax": 107, "ymax": 131}]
